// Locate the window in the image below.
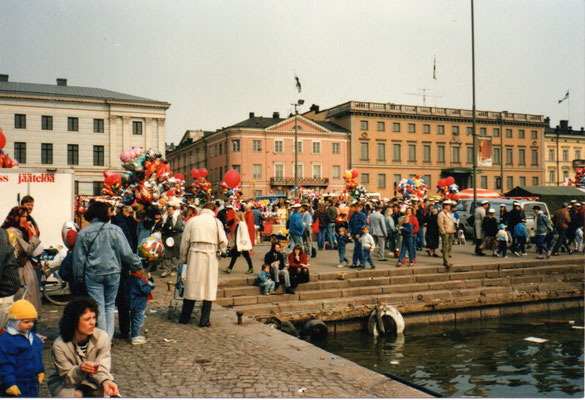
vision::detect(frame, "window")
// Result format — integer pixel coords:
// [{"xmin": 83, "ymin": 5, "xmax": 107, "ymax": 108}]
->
[
  {"xmin": 295, "ymin": 140, "xmax": 302, "ymax": 153},
  {"xmin": 376, "ymin": 143, "xmax": 386, "ymax": 161},
  {"xmin": 423, "ymin": 144, "xmax": 431, "ymax": 163},
  {"xmin": 14, "ymin": 114, "xmax": 26, "ymax": 129},
  {"xmin": 505, "ymin": 148, "xmax": 513, "ymax": 165},
  {"xmin": 506, "ymin": 129, "xmax": 513, "ymax": 138},
  {"xmin": 332, "ymin": 143, "xmax": 340, "ymax": 154},
  {"xmin": 132, "ymin": 121, "xmax": 142, "ymax": 135},
  {"xmin": 67, "ymin": 144, "xmax": 79, "ymax": 165},
  {"xmin": 254, "ymin": 190, "xmax": 262, "ymax": 198},
  {"xmin": 563, "ymin": 170, "xmax": 569, "ymax": 181},
  {"xmin": 392, "ymin": 143, "xmax": 401, "ymax": 162},
  {"xmin": 232, "ymin": 139, "xmax": 240, "ymax": 152},
  {"xmin": 423, "ymin": 124, "xmax": 430, "ymax": 134},
  {"xmin": 518, "ymin": 148, "xmax": 526, "ymax": 165},
  {"xmin": 377, "ymin": 174, "xmax": 386, "ymax": 189},
  {"xmin": 466, "ymin": 147, "xmax": 474, "ymax": 164},
  {"xmin": 518, "ymin": 129, "xmax": 525, "ymax": 139},
  {"xmin": 274, "ymin": 163, "xmax": 284, "ymax": 178},
  {"xmin": 494, "ymin": 147, "xmax": 501, "ymax": 165},
  {"xmin": 479, "ymin": 127, "xmax": 487, "ymax": 136},
  {"xmin": 219, "ymin": 166, "xmax": 223, "ymax": 179},
  {"xmin": 408, "ymin": 123, "xmax": 416, "ymax": 133},
  {"xmin": 493, "ymin": 128, "xmax": 500, "ymax": 137},
  {"xmin": 392, "ymin": 123, "xmax": 401, "ymax": 132},
  {"xmin": 14, "ymin": 142, "xmax": 26, "ymax": 163},
  {"xmin": 495, "ymin": 176, "xmax": 502, "ymax": 190},
  {"xmin": 451, "ymin": 147, "xmax": 460, "ymax": 163},
  {"xmin": 480, "ymin": 176, "xmax": 487, "ymax": 189},
  {"xmin": 576, "ymin": 149, "xmax": 582, "ymax": 160},
  {"xmin": 562, "ymin": 149, "xmax": 569, "ymax": 162},
  {"xmin": 312, "ymin": 141, "xmax": 321, "ymax": 154},
  {"xmin": 408, "ymin": 144, "xmax": 416, "ymax": 162},
  {"xmin": 253, "ymin": 140, "xmax": 262, "ymax": 152},
  {"xmin": 361, "ymin": 173, "xmax": 369, "ymax": 184},
  {"xmin": 377, "ymin": 122, "xmax": 385, "ymax": 131},
  {"xmin": 332, "ymin": 165, "xmax": 340, "ymax": 179},
  {"xmin": 393, "ymin": 174, "xmax": 402, "ymax": 184},
  {"xmin": 423, "ymin": 174, "xmax": 431, "ymax": 187},
  {"xmin": 93, "ymin": 145, "xmax": 104, "ymax": 166},
  {"xmin": 437, "ymin": 125, "xmax": 445, "ymax": 134},
  {"xmin": 548, "ymin": 149, "xmax": 555, "ymax": 161},
  {"xmin": 219, "ymin": 143, "xmax": 222, "ymax": 155},
  {"xmin": 93, "ymin": 119, "xmax": 104, "ymax": 133},
  {"xmin": 68, "ymin": 117, "xmax": 79, "ymax": 132},
  {"xmin": 532, "ymin": 177, "xmax": 539, "ymax": 185},
  {"xmin": 274, "ymin": 140, "xmax": 283, "ymax": 153},
  {"xmin": 466, "ymin": 127, "xmax": 473, "ymax": 136},
  {"xmin": 519, "ymin": 176, "xmax": 526, "ymax": 186},
  {"xmin": 360, "ymin": 142, "xmax": 369, "ymax": 160},
  {"xmin": 253, "ymin": 164, "xmax": 262, "ymax": 179},
  {"xmin": 506, "ymin": 176, "xmax": 514, "ymax": 190},
  {"xmin": 549, "ymin": 169, "xmax": 556, "ymax": 183},
  {"xmin": 312, "ymin": 164, "xmax": 322, "ymax": 179},
  {"xmin": 437, "ymin": 145, "xmax": 445, "ymax": 163},
  {"xmin": 531, "ymin": 130, "xmax": 538, "ymax": 140},
  {"xmin": 93, "ymin": 182, "xmax": 104, "ymax": 196},
  {"xmin": 232, "ymin": 165, "xmax": 241, "ymax": 173},
  {"xmin": 452, "ymin": 126, "xmax": 459, "ymax": 135},
  {"xmin": 295, "ymin": 163, "xmax": 303, "ymax": 178},
  {"xmin": 41, "ymin": 143, "xmax": 53, "ymax": 164},
  {"xmin": 42, "ymin": 116, "xmax": 53, "ymax": 130},
  {"xmin": 360, "ymin": 120, "xmax": 368, "ymax": 130}
]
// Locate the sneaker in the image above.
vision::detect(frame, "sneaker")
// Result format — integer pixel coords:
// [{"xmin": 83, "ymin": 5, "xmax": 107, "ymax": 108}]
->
[
  {"xmin": 223, "ymin": 268, "xmax": 232, "ymax": 274},
  {"xmin": 160, "ymin": 269, "xmax": 170, "ymax": 278},
  {"xmin": 503, "ymin": 256, "xmax": 508, "ymax": 258},
  {"xmin": 513, "ymin": 251, "xmax": 520, "ymax": 257},
  {"xmin": 245, "ymin": 268, "xmax": 254, "ymax": 274},
  {"xmin": 547, "ymin": 250, "xmax": 552, "ymax": 257},
  {"xmin": 408, "ymin": 263, "xmax": 414, "ymax": 267},
  {"xmin": 264, "ymin": 292, "xmax": 271, "ymax": 296},
  {"xmin": 396, "ymin": 262, "xmax": 402, "ymax": 267},
  {"xmin": 337, "ymin": 264, "xmax": 344, "ymax": 268},
  {"xmin": 131, "ymin": 336, "xmax": 147, "ymax": 345},
  {"xmin": 170, "ymin": 270, "xmax": 177, "ymax": 277},
  {"xmin": 521, "ymin": 253, "xmax": 527, "ymax": 256},
  {"xmin": 536, "ymin": 255, "xmax": 545, "ymax": 259}
]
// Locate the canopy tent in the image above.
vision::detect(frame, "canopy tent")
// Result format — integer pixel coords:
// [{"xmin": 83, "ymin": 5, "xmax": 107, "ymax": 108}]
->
[
  {"xmin": 454, "ymin": 188, "xmax": 501, "ymax": 200},
  {"xmin": 504, "ymin": 186, "xmax": 585, "ymax": 212}
]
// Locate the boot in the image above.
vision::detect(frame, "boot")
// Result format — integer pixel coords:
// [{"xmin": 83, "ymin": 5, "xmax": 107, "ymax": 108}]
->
[
  {"xmin": 199, "ymin": 300, "xmax": 212, "ymax": 327},
  {"xmin": 179, "ymin": 299, "xmax": 196, "ymax": 324}
]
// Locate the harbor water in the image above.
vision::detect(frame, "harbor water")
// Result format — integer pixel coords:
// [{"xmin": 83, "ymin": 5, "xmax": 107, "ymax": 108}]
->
[{"xmin": 317, "ymin": 308, "xmax": 584, "ymax": 397}]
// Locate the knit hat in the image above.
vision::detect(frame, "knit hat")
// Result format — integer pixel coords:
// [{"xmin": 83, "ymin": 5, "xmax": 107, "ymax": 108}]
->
[{"xmin": 8, "ymin": 299, "xmax": 38, "ymax": 320}]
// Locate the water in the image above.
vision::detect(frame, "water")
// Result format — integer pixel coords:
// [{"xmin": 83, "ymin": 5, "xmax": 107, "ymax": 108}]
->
[{"xmin": 316, "ymin": 309, "xmax": 584, "ymax": 397}]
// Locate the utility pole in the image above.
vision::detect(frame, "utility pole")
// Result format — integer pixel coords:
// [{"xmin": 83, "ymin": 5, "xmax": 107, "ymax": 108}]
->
[
  {"xmin": 498, "ymin": 111, "xmax": 507, "ymax": 194},
  {"xmin": 471, "ymin": 0, "xmax": 477, "ymax": 210},
  {"xmin": 292, "ymin": 99, "xmax": 305, "ymax": 197}
]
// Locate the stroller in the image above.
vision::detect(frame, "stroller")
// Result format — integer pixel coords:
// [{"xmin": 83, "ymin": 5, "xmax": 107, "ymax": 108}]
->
[{"xmin": 167, "ymin": 263, "xmax": 185, "ymax": 320}]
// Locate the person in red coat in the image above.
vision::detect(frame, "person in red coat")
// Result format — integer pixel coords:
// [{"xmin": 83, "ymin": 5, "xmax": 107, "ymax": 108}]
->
[
  {"xmin": 288, "ymin": 244, "xmax": 309, "ymax": 288},
  {"xmin": 244, "ymin": 203, "xmax": 256, "ymax": 247}
]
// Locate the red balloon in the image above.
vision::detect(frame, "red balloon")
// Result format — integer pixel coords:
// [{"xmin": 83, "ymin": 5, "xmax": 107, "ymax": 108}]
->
[
  {"xmin": 0, "ymin": 127, "xmax": 5, "ymax": 151},
  {"xmin": 191, "ymin": 168, "xmax": 200, "ymax": 179},
  {"xmin": 351, "ymin": 169, "xmax": 359, "ymax": 178},
  {"xmin": 199, "ymin": 168, "xmax": 208, "ymax": 178},
  {"xmin": 174, "ymin": 173, "xmax": 185, "ymax": 181},
  {"xmin": 166, "ymin": 190, "xmax": 175, "ymax": 197},
  {"xmin": 224, "ymin": 169, "xmax": 241, "ymax": 188},
  {"xmin": 438, "ymin": 179, "xmax": 445, "ymax": 187},
  {"xmin": 445, "ymin": 176, "xmax": 455, "ymax": 186}
]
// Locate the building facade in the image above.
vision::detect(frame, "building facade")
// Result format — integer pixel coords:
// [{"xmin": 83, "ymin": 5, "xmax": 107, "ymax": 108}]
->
[
  {"xmin": 306, "ymin": 101, "xmax": 546, "ymax": 198},
  {"xmin": 0, "ymin": 75, "xmax": 170, "ymax": 195},
  {"xmin": 167, "ymin": 112, "xmax": 350, "ymax": 198},
  {"xmin": 543, "ymin": 120, "xmax": 585, "ymax": 185}
]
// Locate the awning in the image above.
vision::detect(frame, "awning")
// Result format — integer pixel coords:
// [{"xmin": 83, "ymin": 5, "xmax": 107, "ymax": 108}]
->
[{"xmin": 441, "ymin": 168, "xmax": 484, "ymax": 175}]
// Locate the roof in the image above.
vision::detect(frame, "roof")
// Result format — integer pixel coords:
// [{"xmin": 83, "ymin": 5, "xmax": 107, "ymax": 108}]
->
[
  {"xmin": 227, "ymin": 116, "xmax": 349, "ymax": 133},
  {"xmin": 0, "ymin": 80, "xmax": 169, "ymax": 106},
  {"xmin": 505, "ymin": 186, "xmax": 585, "ymax": 197}
]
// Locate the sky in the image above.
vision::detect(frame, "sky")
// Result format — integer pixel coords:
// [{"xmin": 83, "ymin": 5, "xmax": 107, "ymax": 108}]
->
[{"xmin": 2, "ymin": 0, "xmax": 584, "ymax": 144}]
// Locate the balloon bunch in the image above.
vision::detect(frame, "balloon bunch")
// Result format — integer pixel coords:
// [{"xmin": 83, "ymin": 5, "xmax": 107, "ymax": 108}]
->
[
  {"xmin": 191, "ymin": 168, "xmax": 212, "ymax": 201},
  {"xmin": 102, "ymin": 147, "xmax": 184, "ymax": 206},
  {"xmin": 343, "ymin": 169, "xmax": 367, "ymax": 200},
  {"xmin": 0, "ymin": 128, "xmax": 18, "ymax": 168},
  {"xmin": 219, "ymin": 169, "xmax": 243, "ymax": 199},
  {"xmin": 398, "ymin": 175, "xmax": 428, "ymax": 199},
  {"xmin": 436, "ymin": 176, "xmax": 459, "ymax": 200},
  {"xmin": 575, "ymin": 168, "xmax": 585, "ymax": 188}
]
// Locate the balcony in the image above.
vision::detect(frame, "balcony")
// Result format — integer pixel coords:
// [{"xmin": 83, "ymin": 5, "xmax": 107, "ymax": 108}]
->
[{"xmin": 270, "ymin": 177, "xmax": 329, "ymax": 187}]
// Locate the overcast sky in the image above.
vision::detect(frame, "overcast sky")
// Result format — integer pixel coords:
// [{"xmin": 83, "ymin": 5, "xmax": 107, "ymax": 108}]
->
[{"xmin": 2, "ymin": 0, "xmax": 584, "ymax": 144}]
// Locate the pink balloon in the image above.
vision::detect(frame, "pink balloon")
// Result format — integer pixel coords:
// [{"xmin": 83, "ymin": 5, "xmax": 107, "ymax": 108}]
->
[{"xmin": 120, "ymin": 151, "xmax": 132, "ymax": 163}]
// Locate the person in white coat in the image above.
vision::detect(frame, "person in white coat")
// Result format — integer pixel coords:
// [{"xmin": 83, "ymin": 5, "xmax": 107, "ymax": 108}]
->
[
  {"xmin": 178, "ymin": 203, "xmax": 228, "ymax": 327},
  {"xmin": 474, "ymin": 200, "xmax": 489, "ymax": 256},
  {"xmin": 368, "ymin": 206, "xmax": 388, "ymax": 261},
  {"xmin": 223, "ymin": 211, "xmax": 255, "ymax": 274}
]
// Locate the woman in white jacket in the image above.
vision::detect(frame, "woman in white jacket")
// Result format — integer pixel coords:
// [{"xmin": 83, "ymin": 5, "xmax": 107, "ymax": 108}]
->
[{"xmin": 223, "ymin": 211, "xmax": 255, "ymax": 274}]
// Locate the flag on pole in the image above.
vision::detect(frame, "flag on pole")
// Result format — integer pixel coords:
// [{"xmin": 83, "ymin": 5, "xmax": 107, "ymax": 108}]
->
[
  {"xmin": 294, "ymin": 73, "xmax": 301, "ymax": 93},
  {"xmin": 433, "ymin": 56, "xmax": 436, "ymax": 80},
  {"xmin": 558, "ymin": 89, "xmax": 569, "ymax": 104}
]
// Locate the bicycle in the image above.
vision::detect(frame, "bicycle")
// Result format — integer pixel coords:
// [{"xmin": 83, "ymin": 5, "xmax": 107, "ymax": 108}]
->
[{"xmin": 38, "ymin": 248, "xmax": 70, "ymax": 306}]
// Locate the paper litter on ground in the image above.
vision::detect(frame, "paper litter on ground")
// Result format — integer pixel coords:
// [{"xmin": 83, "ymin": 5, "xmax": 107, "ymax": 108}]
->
[{"xmin": 524, "ymin": 336, "xmax": 548, "ymax": 343}]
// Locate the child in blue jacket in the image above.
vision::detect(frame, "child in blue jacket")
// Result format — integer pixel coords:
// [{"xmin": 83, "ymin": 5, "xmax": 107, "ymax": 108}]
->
[
  {"xmin": 513, "ymin": 219, "xmax": 528, "ymax": 256},
  {"xmin": 256, "ymin": 264, "xmax": 276, "ymax": 295},
  {"xmin": 0, "ymin": 300, "xmax": 44, "ymax": 397},
  {"xmin": 335, "ymin": 227, "xmax": 352, "ymax": 267},
  {"xmin": 129, "ymin": 269, "xmax": 154, "ymax": 345}
]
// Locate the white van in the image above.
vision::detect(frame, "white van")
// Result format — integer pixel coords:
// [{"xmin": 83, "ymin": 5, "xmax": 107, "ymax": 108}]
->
[{"xmin": 455, "ymin": 198, "xmax": 550, "ymax": 239}]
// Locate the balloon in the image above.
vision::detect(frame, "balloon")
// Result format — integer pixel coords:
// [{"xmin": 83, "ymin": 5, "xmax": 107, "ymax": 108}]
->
[
  {"xmin": 224, "ymin": 169, "xmax": 241, "ymax": 188},
  {"xmin": 120, "ymin": 151, "xmax": 132, "ymax": 163},
  {"xmin": 407, "ymin": 179, "xmax": 415, "ymax": 185},
  {"xmin": 0, "ymin": 128, "xmax": 6, "ymax": 151},
  {"xmin": 174, "ymin": 173, "xmax": 185, "ymax": 181},
  {"xmin": 199, "ymin": 168, "xmax": 208, "ymax": 178},
  {"xmin": 351, "ymin": 169, "xmax": 359, "ymax": 178},
  {"xmin": 138, "ymin": 236, "xmax": 165, "ymax": 262},
  {"xmin": 191, "ymin": 168, "xmax": 200, "ymax": 179},
  {"xmin": 132, "ymin": 146, "xmax": 143, "ymax": 157},
  {"xmin": 166, "ymin": 189, "xmax": 175, "ymax": 197},
  {"xmin": 445, "ymin": 176, "xmax": 455, "ymax": 186},
  {"xmin": 344, "ymin": 170, "xmax": 352, "ymax": 179},
  {"xmin": 438, "ymin": 178, "xmax": 445, "ymax": 187}
]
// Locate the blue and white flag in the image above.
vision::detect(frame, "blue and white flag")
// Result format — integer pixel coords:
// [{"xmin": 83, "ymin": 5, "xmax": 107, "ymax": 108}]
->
[
  {"xmin": 294, "ymin": 73, "xmax": 301, "ymax": 93},
  {"xmin": 558, "ymin": 89, "xmax": 569, "ymax": 104}
]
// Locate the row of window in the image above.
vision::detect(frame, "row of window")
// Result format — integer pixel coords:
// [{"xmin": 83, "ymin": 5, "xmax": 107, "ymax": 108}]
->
[
  {"xmin": 358, "ymin": 120, "xmax": 539, "ymax": 139},
  {"xmin": 358, "ymin": 142, "xmax": 539, "ymax": 166},
  {"xmin": 12, "ymin": 114, "xmax": 143, "ymax": 135},
  {"xmin": 13, "ymin": 142, "xmax": 105, "ymax": 166},
  {"xmin": 547, "ymin": 169, "xmax": 572, "ymax": 183},
  {"xmin": 209, "ymin": 139, "xmax": 342, "ymax": 157},
  {"xmin": 547, "ymin": 147, "xmax": 583, "ymax": 162}
]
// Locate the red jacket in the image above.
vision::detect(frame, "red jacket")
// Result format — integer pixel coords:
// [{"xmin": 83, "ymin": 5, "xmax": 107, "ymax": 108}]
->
[
  {"xmin": 288, "ymin": 252, "xmax": 308, "ymax": 269},
  {"xmin": 244, "ymin": 210, "xmax": 255, "ymax": 247}
]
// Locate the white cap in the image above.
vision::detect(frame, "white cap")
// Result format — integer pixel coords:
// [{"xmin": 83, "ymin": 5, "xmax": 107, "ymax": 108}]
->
[
  {"xmin": 481, "ymin": 200, "xmax": 489, "ymax": 205},
  {"xmin": 513, "ymin": 201, "xmax": 520, "ymax": 206},
  {"xmin": 488, "ymin": 208, "xmax": 496, "ymax": 213},
  {"xmin": 291, "ymin": 203, "xmax": 301, "ymax": 208}
]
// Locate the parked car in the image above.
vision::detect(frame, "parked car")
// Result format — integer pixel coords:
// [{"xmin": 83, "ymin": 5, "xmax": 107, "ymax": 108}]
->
[{"xmin": 455, "ymin": 198, "xmax": 550, "ymax": 239}]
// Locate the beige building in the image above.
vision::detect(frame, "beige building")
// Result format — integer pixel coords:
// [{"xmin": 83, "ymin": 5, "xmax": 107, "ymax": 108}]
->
[
  {"xmin": 306, "ymin": 101, "xmax": 546, "ymax": 198},
  {"xmin": 544, "ymin": 119, "xmax": 585, "ymax": 185},
  {"xmin": 0, "ymin": 74, "xmax": 170, "ymax": 195}
]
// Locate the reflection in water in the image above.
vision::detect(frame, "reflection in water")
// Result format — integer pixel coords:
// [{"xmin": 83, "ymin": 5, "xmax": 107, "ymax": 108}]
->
[{"xmin": 317, "ymin": 309, "xmax": 584, "ymax": 397}]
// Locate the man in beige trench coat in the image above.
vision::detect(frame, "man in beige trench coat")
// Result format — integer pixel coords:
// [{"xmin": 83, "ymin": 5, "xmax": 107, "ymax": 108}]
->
[{"xmin": 179, "ymin": 203, "xmax": 228, "ymax": 326}]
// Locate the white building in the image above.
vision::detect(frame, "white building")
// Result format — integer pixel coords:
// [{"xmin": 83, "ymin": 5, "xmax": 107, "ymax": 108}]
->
[{"xmin": 0, "ymin": 74, "xmax": 170, "ymax": 195}]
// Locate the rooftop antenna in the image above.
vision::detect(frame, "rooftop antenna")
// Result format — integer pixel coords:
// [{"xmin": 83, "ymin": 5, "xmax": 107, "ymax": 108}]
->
[{"xmin": 405, "ymin": 89, "xmax": 445, "ymax": 107}]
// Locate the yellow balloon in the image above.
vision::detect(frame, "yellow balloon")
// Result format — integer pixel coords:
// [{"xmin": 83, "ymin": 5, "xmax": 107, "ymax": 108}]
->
[{"xmin": 344, "ymin": 171, "xmax": 352, "ymax": 179}]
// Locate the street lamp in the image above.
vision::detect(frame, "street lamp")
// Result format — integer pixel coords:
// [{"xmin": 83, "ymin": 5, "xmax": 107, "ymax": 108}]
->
[
  {"xmin": 497, "ymin": 111, "xmax": 508, "ymax": 193},
  {"xmin": 471, "ymin": 0, "xmax": 477, "ymax": 210},
  {"xmin": 293, "ymin": 99, "xmax": 304, "ymax": 197}
]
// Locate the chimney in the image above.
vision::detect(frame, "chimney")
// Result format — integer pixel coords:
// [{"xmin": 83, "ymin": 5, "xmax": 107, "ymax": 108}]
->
[
  {"xmin": 56, "ymin": 78, "xmax": 67, "ymax": 86},
  {"xmin": 0, "ymin": 74, "xmax": 8, "ymax": 82},
  {"xmin": 544, "ymin": 117, "xmax": 550, "ymax": 127},
  {"xmin": 249, "ymin": 112, "xmax": 255, "ymax": 118},
  {"xmin": 272, "ymin": 112, "xmax": 280, "ymax": 119},
  {"xmin": 560, "ymin": 120, "xmax": 569, "ymax": 132},
  {"xmin": 310, "ymin": 104, "xmax": 320, "ymax": 113}
]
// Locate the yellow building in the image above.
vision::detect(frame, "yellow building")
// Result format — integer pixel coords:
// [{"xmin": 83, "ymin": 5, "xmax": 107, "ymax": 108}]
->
[{"xmin": 543, "ymin": 120, "xmax": 585, "ymax": 185}]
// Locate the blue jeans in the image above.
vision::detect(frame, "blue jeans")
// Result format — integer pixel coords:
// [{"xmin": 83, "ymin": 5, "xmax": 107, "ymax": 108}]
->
[
  {"xmin": 259, "ymin": 280, "xmax": 276, "ymax": 294},
  {"xmin": 338, "ymin": 246, "xmax": 347, "ymax": 264},
  {"xmin": 361, "ymin": 248, "xmax": 375, "ymax": 268},
  {"xmin": 85, "ymin": 273, "xmax": 121, "ymax": 338},
  {"xmin": 327, "ymin": 223, "xmax": 337, "ymax": 248},
  {"xmin": 317, "ymin": 228, "xmax": 327, "ymax": 249},
  {"xmin": 352, "ymin": 238, "xmax": 363, "ymax": 265},
  {"xmin": 130, "ymin": 306, "xmax": 145, "ymax": 338},
  {"xmin": 289, "ymin": 234, "xmax": 303, "ymax": 251},
  {"xmin": 416, "ymin": 228, "xmax": 425, "ymax": 250},
  {"xmin": 535, "ymin": 235, "xmax": 549, "ymax": 255},
  {"xmin": 398, "ymin": 236, "xmax": 415, "ymax": 263}
]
